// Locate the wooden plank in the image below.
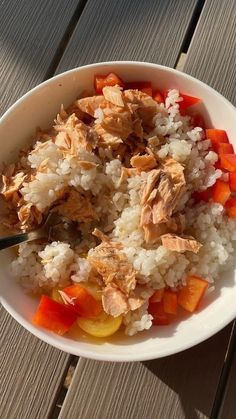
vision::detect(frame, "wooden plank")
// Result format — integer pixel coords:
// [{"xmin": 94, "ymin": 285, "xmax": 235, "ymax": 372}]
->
[
  {"xmin": 59, "ymin": 327, "xmax": 231, "ymax": 419},
  {"xmin": 0, "ymin": 308, "xmax": 71, "ymax": 419},
  {"xmin": 184, "ymin": 0, "xmax": 236, "ymax": 104},
  {"xmin": 0, "ymin": 1, "xmax": 85, "ymax": 418},
  {"xmin": 56, "ymin": 0, "xmax": 199, "ymax": 72},
  {"xmin": 0, "ymin": 0, "xmax": 81, "ymax": 115}
]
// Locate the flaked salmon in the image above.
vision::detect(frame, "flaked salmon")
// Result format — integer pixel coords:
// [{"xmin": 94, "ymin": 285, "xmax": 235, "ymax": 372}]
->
[
  {"xmin": 161, "ymin": 233, "xmax": 202, "ymax": 253},
  {"xmin": 102, "ymin": 86, "xmax": 124, "ymax": 107},
  {"xmin": 102, "ymin": 284, "xmax": 129, "ymax": 317},
  {"xmin": 54, "ymin": 114, "xmax": 98, "ymax": 152},
  {"xmin": 88, "ymin": 230, "xmax": 136, "ymax": 294},
  {"xmin": 53, "ymin": 189, "xmax": 97, "ymax": 223},
  {"xmin": 130, "ymin": 154, "xmax": 157, "ymax": 171}
]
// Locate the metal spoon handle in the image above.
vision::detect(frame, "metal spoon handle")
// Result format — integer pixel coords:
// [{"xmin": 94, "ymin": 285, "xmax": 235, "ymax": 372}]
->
[{"xmin": 0, "ymin": 231, "xmax": 40, "ymax": 250}]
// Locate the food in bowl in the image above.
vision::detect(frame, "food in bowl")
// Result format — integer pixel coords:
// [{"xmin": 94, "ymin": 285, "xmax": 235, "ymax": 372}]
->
[{"xmin": 1, "ymin": 72, "xmax": 236, "ymax": 339}]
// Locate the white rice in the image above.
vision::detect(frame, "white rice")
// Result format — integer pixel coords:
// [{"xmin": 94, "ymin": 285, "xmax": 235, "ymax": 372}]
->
[{"xmin": 11, "ymin": 89, "xmax": 236, "ymax": 335}]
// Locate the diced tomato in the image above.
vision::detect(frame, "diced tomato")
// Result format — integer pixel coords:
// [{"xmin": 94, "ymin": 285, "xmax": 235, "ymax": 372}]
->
[
  {"xmin": 125, "ymin": 81, "xmax": 152, "ymax": 96},
  {"xmin": 206, "ymin": 129, "xmax": 229, "ymax": 146},
  {"xmin": 214, "ymin": 143, "xmax": 234, "ymax": 154},
  {"xmin": 148, "ymin": 301, "xmax": 169, "ymax": 325},
  {"xmin": 63, "ymin": 284, "xmax": 102, "ymax": 318},
  {"xmin": 229, "ymin": 173, "xmax": 236, "ymax": 191},
  {"xmin": 150, "ymin": 288, "xmax": 164, "ymax": 303},
  {"xmin": 178, "ymin": 276, "xmax": 208, "ymax": 313},
  {"xmin": 212, "ymin": 180, "xmax": 231, "ymax": 205},
  {"xmin": 33, "ymin": 295, "xmax": 77, "ymax": 335},
  {"xmin": 192, "ymin": 113, "xmax": 205, "ymax": 129},
  {"xmin": 225, "ymin": 198, "xmax": 236, "ymax": 218},
  {"xmin": 153, "ymin": 90, "xmax": 164, "ymax": 104},
  {"xmin": 220, "ymin": 154, "xmax": 236, "ymax": 172},
  {"xmin": 94, "ymin": 72, "xmax": 124, "ymax": 93},
  {"xmin": 192, "ymin": 188, "xmax": 212, "ymax": 203},
  {"xmin": 178, "ymin": 94, "xmax": 201, "ymax": 111},
  {"xmin": 163, "ymin": 290, "xmax": 177, "ymax": 315}
]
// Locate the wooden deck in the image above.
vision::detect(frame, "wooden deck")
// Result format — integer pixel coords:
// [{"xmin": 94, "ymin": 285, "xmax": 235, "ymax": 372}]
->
[{"xmin": 1, "ymin": 1, "xmax": 236, "ymax": 418}]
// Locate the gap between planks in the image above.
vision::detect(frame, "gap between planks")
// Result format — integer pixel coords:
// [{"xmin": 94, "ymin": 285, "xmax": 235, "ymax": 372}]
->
[{"xmin": 43, "ymin": 0, "xmax": 88, "ymax": 80}]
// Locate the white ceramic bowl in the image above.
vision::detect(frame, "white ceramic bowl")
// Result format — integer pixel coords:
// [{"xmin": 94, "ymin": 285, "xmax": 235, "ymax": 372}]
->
[{"xmin": 1, "ymin": 61, "xmax": 236, "ymax": 362}]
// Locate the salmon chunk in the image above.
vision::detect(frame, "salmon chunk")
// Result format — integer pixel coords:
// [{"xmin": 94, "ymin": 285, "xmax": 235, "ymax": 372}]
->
[
  {"xmin": 88, "ymin": 230, "xmax": 136, "ymax": 294},
  {"xmin": 161, "ymin": 233, "xmax": 202, "ymax": 253},
  {"xmin": 53, "ymin": 189, "xmax": 97, "ymax": 223}
]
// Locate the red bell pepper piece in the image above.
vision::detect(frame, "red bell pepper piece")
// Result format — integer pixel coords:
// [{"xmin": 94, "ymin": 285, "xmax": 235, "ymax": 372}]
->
[
  {"xmin": 192, "ymin": 113, "xmax": 205, "ymax": 129},
  {"xmin": 178, "ymin": 276, "xmax": 208, "ymax": 313},
  {"xmin": 178, "ymin": 93, "xmax": 201, "ymax": 111},
  {"xmin": 94, "ymin": 72, "xmax": 124, "ymax": 93},
  {"xmin": 192, "ymin": 188, "xmax": 212, "ymax": 203},
  {"xmin": 163, "ymin": 290, "xmax": 178, "ymax": 315},
  {"xmin": 225, "ymin": 198, "xmax": 236, "ymax": 218},
  {"xmin": 33, "ymin": 295, "xmax": 77, "ymax": 335},
  {"xmin": 214, "ymin": 143, "xmax": 234, "ymax": 154},
  {"xmin": 211, "ymin": 180, "xmax": 231, "ymax": 205},
  {"xmin": 125, "ymin": 81, "xmax": 152, "ymax": 96},
  {"xmin": 206, "ymin": 129, "xmax": 229, "ymax": 146},
  {"xmin": 150, "ymin": 288, "xmax": 164, "ymax": 303},
  {"xmin": 148, "ymin": 301, "xmax": 169, "ymax": 325},
  {"xmin": 153, "ymin": 90, "xmax": 164, "ymax": 104},
  {"xmin": 229, "ymin": 173, "xmax": 236, "ymax": 191},
  {"xmin": 62, "ymin": 284, "xmax": 102, "ymax": 318},
  {"xmin": 220, "ymin": 154, "xmax": 236, "ymax": 172}
]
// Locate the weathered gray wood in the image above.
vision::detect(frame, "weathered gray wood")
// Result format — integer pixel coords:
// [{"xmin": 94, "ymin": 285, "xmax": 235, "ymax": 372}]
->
[
  {"xmin": 0, "ymin": 1, "xmax": 85, "ymax": 418},
  {"xmin": 0, "ymin": 307, "xmax": 71, "ymax": 419},
  {"xmin": 0, "ymin": 0, "xmax": 81, "ymax": 115},
  {"xmin": 56, "ymin": 0, "xmax": 199, "ymax": 72},
  {"xmin": 59, "ymin": 327, "xmax": 231, "ymax": 419},
  {"xmin": 184, "ymin": 0, "xmax": 236, "ymax": 105}
]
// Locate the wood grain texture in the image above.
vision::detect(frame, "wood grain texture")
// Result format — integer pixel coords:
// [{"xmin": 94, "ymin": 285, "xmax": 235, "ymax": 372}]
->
[
  {"xmin": 184, "ymin": 0, "xmax": 236, "ymax": 105},
  {"xmin": 59, "ymin": 326, "xmax": 231, "ymax": 419},
  {"xmin": 0, "ymin": 0, "xmax": 81, "ymax": 115},
  {"xmin": 0, "ymin": 307, "xmax": 70, "ymax": 419},
  {"xmin": 56, "ymin": 0, "xmax": 199, "ymax": 73}
]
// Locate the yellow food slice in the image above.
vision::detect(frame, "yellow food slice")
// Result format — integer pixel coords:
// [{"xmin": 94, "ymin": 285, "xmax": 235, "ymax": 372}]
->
[
  {"xmin": 77, "ymin": 312, "xmax": 122, "ymax": 337},
  {"xmin": 51, "ymin": 288, "xmax": 63, "ymax": 304},
  {"xmin": 78, "ymin": 281, "xmax": 102, "ymax": 301}
]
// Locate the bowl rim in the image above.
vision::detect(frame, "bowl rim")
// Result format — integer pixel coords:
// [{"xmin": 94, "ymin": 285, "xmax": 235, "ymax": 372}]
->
[{"xmin": 1, "ymin": 60, "xmax": 236, "ymax": 362}]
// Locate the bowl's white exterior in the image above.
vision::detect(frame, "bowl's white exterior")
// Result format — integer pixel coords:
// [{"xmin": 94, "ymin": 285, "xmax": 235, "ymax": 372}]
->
[{"xmin": 0, "ymin": 61, "xmax": 236, "ymax": 362}]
